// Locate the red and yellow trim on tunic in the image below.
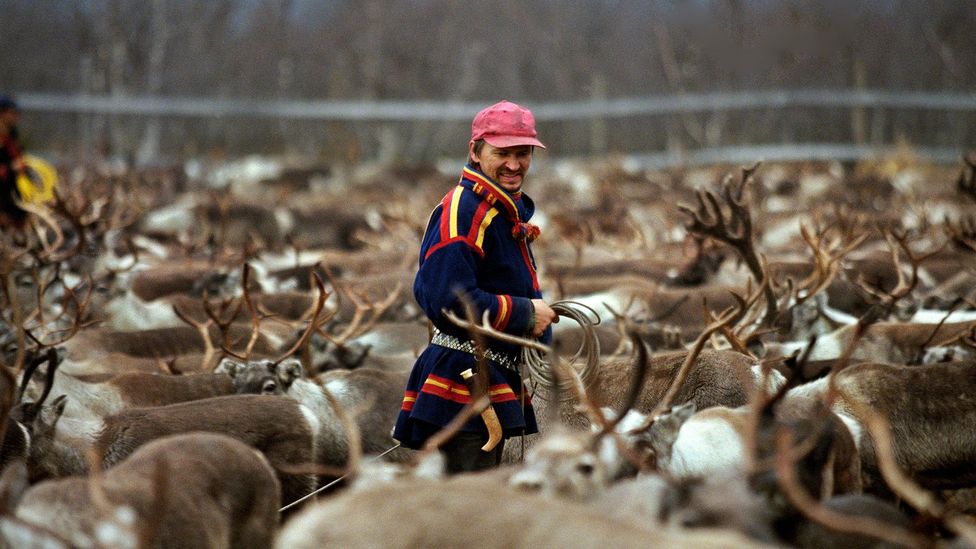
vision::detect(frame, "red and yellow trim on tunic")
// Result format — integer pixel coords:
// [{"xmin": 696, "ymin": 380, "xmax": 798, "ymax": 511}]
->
[
  {"xmin": 400, "ymin": 390, "xmax": 419, "ymax": 412},
  {"xmin": 462, "ymin": 167, "xmax": 541, "ymax": 291},
  {"xmin": 426, "ymin": 184, "xmax": 502, "ymax": 259},
  {"xmin": 492, "ymin": 294, "xmax": 513, "ymax": 331},
  {"xmin": 462, "ymin": 166, "xmax": 520, "ymax": 223},
  {"xmin": 405, "ymin": 373, "xmax": 525, "ymax": 407}
]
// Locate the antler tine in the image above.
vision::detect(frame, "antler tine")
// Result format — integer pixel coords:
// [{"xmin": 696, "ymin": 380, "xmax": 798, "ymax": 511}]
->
[
  {"xmin": 602, "ymin": 299, "xmax": 636, "ymax": 358},
  {"xmin": 794, "ymin": 220, "xmax": 868, "ymax": 308},
  {"xmin": 722, "ymin": 163, "xmax": 759, "ymax": 241},
  {"xmin": 37, "ymin": 275, "xmax": 95, "ymax": 348},
  {"xmin": 16, "ymin": 200, "xmax": 63, "ymax": 261},
  {"xmin": 173, "ymin": 304, "xmax": 217, "ymax": 371},
  {"xmin": 45, "ymin": 188, "xmax": 86, "ymax": 262},
  {"xmin": 595, "ymin": 331, "xmax": 650, "ymax": 438},
  {"xmin": 678, "ymin": 162, "xmax": 778, "ymax": 326},
  {"xmin": 857, "ymin": 229, "xmax": 941, "ymax": 313},
  {"xmin": 32, "ymin": 348, "xmax": 60, "ymax": 411},
  {"xmin": 272, "ymin": 272, "xmax": 330, "ymax": 367},
  {"xmin": 324, "ymin": 282, "xmax": 402, "ymax": 347},
  {"xmin": 944, "ymin": 214, "xmax": 976, "ymax": 254},
  {"xmin": 772, "ymin": 427, "xmax": 928, "ymax": 548},
  {"xmin": 201, "ymin": 289, "xmax": 243, "ymax": 354},
  {"xmin": 240, "ymin": 263, "xmax": 262, "ymax": 360}
]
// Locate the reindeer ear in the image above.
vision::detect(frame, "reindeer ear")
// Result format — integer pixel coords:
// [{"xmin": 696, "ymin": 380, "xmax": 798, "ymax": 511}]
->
[
  {"xmin": 214, "ymin": 358, "xmax": 243, "ymax": 378},
  {"xmin": 51, "ymin": 394, "xmax": 67, "ymax": 417},
  {"xmin": 277, "ymin": 359, "xmax": 304, "ymax": 386},
  {"xmin": 671, "ymin": 402, "xmax": 696, "ymax": 422},
  {"xmin": 345, "ymin": 342, "xmax": 372, "ymax": 368},
  {"xmin": 38, "ymin": 395, "xmax": 68, "ymax": 428},
  {"xmin": 648, "ymin": 402, "xmax": 697, "ymax": 445}
]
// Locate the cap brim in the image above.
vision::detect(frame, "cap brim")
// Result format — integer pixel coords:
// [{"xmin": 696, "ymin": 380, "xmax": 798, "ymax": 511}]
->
[{"xmin": 483, "ymin": 135, "xmax": 546, "ymax": 149}]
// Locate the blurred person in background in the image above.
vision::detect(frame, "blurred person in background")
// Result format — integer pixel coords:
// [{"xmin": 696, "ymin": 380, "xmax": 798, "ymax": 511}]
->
[
  {"xmin": 0, "ymin": 95, "xmax": 28, "ymax": 230},
  {"xmin": 393, "ymin": 100, "xmax": 558, "ymax": 473}
]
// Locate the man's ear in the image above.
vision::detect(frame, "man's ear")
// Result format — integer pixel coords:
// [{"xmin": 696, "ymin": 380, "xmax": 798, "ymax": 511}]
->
[{"xmin": 468, "ymin": 140, "xmax": 479, "ymax": 165}]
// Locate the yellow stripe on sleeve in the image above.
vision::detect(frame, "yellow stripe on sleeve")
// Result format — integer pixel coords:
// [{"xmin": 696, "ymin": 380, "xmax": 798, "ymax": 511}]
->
[
  {"xmin": 475, "ymin": 208, "xmax": 499, "ymax": 249},
  {"xmin": 448, "ymin": 187, "xmax": 463, "ymax": 238}
]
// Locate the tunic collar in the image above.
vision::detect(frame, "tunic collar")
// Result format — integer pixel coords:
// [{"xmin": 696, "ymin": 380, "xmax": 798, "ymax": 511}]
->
[{"xmin": 459, "ymin": 163, "xmax": 535, "ymax": 223}]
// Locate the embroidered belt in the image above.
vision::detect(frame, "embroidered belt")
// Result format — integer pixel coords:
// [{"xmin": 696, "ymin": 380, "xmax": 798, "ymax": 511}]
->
[{"xmin": 430, "ymin": 329, "xmax": 521, "ymax": 372}]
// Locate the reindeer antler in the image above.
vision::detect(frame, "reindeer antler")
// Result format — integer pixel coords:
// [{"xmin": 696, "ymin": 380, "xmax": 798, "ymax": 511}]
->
[
  {"xmin": 678, "ymin": 162, "xmax": 779, "ymax": 326},
  {"xmin": 855, "ymin": 229, "xmax": 942, "ymax": 315},
  {"xmin": 319, "ymin": 275, "xmax": 402, "ymax": 348},
  {"xmin": 271, "ymin": 272, "xmax": 332, "ymax": 369},
  {"xmin": 794, "ymin": 222, "xmax": 868, "ymax": 307},
  {"xmin": 173, "ymin": 303, "xmax": 217, "ymax": 371},
  {"xmin": 944, "ymin": 214, "xmax": 976, "ymax": 254}
]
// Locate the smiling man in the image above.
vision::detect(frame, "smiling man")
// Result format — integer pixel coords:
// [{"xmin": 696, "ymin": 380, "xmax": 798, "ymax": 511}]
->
[{"xmin": 392, "ymin": 100, "xmax": 558, "ymax": 473}]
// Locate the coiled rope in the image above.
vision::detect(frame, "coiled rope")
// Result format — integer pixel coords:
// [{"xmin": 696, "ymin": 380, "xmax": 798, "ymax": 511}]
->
[{"xmin": 521, "ymin": 300, "xmax": 602, "ymax": 400}]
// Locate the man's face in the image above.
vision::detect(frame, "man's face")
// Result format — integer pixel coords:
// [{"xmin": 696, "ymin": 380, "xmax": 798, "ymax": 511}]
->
[{"xmin": 470, "ymin": 142, "xmax": 533, "ymax": 193}]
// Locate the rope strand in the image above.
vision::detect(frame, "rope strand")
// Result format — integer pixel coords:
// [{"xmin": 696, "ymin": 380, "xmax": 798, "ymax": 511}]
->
[{"xmin": 278, "ymin": 442, "xmax": 402, "ymax": 513}]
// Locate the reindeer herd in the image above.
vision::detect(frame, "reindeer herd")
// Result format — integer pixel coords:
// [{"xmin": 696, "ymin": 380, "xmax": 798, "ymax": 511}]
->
[{"xmin": 0, "ymin": 152, "xmax": 975, "ymax": 548}]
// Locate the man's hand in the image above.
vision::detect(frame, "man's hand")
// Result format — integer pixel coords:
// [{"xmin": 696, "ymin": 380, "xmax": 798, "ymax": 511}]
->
[{"xmin": 530, "ymin": 299, "xmax": 558, "ymax": 338}]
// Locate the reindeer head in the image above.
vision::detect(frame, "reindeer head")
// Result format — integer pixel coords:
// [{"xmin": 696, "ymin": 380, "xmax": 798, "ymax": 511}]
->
[
  {"xmin": 312, "ymin": 340, "xmax": 372, "ymax": 372},
  {"xmin": 659, "ymin": 472, "xmax": 776, "ymax": 543},
  {"xmin": 11, "ymin": 393, "xmax": 67, "ymax": 483},
  {"xmin": 215, "ymin": 357, "xmax": 307, "ymax": 395},
  {"xmin": 646, "ymin": 402, "xmax": 696, "ymax": 471},
  {"xmin": 215, "ymin": 358, "xmax": 283, "ymax": 395},
  {"xmin": 509, "ymin": 427, "xmax": 610, "ymax": 500}
]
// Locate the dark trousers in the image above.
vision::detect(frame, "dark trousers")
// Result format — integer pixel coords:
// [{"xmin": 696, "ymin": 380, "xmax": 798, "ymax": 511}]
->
[
  {"xmin": 0, "ymin": 177, "xmax": 27, "ymax": 228},
  {"xmin": 439, "ymin": 432, "xmax": 505, "ymax": 474}
]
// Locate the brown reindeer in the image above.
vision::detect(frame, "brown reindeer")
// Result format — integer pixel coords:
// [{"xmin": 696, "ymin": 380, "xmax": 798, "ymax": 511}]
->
[
  {"xmin": 12, "ymin": 432, "xmax": 280, "ymax": 549},
  {"xmin": 218, "ymin": 357, "xmax": 411, "ymax": 463},
  {"xmin": 789, "ymin": 359, "xmax": 976, "ymax": 493},
  {"xmin": 92, "ymin": 394, "xmax": 322, "ymax": 506}
]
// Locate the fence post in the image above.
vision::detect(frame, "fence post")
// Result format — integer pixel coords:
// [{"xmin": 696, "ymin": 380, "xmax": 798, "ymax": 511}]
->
[{"xmin": 590, "ymin": 74, "xmax": 608, "ymax": 156}]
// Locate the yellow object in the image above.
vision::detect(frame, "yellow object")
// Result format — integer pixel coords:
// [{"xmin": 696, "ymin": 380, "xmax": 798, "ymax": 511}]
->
[{"xmin": 15, "ymin": 155, "xmax": 58, "ymax": 204}]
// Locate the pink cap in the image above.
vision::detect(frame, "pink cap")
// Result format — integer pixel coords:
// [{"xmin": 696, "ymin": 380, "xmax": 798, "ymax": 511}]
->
[{"xmin": 471, "ymin": 100, "xmax": 546, "ymax": 149}]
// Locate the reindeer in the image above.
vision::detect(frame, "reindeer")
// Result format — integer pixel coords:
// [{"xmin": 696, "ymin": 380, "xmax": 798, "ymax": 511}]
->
[
  {"xmin": 646, "ymin": 395, "xmax": 863, "ymax": 499},
  {"xmin": 217, "ymin": 357, "xmax": 411, "ymax": 463},
  {"xmin": 20, "ymin": 350, "xmax": 282, "ymax": 430},
  {"xmin": 274, "ymin": 474, "xmax": 775, "ymax": 549},
  {"xmin": 91, "ymin": 394, "xmax": 322, "ymax": 506},
  {"xmin": 9, "ymin": 432, "xmax": 280, "ymax": 549},
  {"xmin": 788, "ymin": 359, "xmax": 976, "ymax": 493},
  {"xmin": 763, "ymin": 319, "xmax": 976, "ymax": 367}
]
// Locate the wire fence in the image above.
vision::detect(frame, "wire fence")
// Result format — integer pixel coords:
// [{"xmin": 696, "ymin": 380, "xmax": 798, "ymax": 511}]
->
[
  {"xmin": 15, "ymin": 89, "xmax": 976, "ymax": 164},
  {"xmin": 18, "ymin": 89, "xmax": 976, "ymax": 120}
]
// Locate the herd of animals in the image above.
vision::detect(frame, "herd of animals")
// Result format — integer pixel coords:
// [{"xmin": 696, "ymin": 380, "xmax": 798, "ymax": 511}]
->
[{"xmin": 0, "ymin": 151, "xmax": 975, "ymax": 548}]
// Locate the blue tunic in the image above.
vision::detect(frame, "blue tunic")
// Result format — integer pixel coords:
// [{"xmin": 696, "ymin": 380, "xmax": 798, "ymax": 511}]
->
[{"xmin": 392, "ymin": 163, "xmax": 547, "ymax": 449}]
